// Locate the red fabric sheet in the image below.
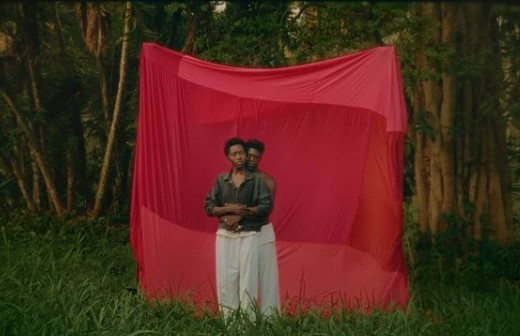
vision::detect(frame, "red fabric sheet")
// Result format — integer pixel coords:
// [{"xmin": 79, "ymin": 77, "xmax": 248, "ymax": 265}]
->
[{"xmin": 130, "ymin": 42, "xmax": 409, "ymax": 312}]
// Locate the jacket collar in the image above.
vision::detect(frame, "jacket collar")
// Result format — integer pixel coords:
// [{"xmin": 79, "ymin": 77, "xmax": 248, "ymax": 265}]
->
[{"xmin": 223, "ymin": 169, "xmax": 254, "ymax": 182}]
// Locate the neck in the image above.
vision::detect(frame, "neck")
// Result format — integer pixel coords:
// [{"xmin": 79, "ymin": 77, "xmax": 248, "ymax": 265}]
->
[{"xmin": 232, "ymin": 166, "xmax": 245, "ymax": 174}]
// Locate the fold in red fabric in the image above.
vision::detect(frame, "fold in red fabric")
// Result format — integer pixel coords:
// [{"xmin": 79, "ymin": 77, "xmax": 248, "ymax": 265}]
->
[{"xmin": 130, "ymin": 42, "xmax": 409, "ymax": 312}]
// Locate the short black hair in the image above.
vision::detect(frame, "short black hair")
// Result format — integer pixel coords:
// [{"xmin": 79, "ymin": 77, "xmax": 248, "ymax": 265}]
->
[
  {"xmin": 245, "ymin": 139, "xmax": 265, "ymax": 153},
  {"xmin": 224, "ymin": 137, "xmax": 245, "ymax": 155}
]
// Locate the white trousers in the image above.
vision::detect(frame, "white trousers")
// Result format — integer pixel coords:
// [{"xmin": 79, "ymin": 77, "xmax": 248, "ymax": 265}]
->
[
  {"xmin": 258, "ymin": 223, "xmax": 280, "ymax": 315},
  {"xmin": 215, "ymin": 229, "xmax": 259, "ymax": 318}
]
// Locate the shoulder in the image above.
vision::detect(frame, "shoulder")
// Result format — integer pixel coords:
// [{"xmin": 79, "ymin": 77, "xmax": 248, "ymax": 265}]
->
[
  {"xmin": 247, "ymin": 171, "xmax": 268, "ymax": 185},
  {"xmin": 260, "ymin": 171, "xmax": 276, "ymax": 186},
  {"xmin": 214, "ymin": 172, "xmax": 230, "ymax": 183},
  {"xmin": 247, "ymin": 171, "xmax": 263, "ymax": 181},
  {"xmin": 216, "ymin": 172, "xmax": 228, "ymax": 179}
]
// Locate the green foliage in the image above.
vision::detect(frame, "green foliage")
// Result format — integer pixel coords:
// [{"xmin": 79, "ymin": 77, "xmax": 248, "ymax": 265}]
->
[
  {"xmin": 0, "ymin": 0, "xmax": 519, "ymax": 222},
  {"xmin": 285, "ymin": 2, "xmax": 408, "ymax": 63},
  {"xmin": 413, "ymin": 108, "xmax": 436, "ymax": 139},
  {"xmin": 197, "ymin": 1, "xmax": 289, "ymax": 67},
  {"xmin": 411, "ymin": 225, "xmax": 520, "ymax": 290}
]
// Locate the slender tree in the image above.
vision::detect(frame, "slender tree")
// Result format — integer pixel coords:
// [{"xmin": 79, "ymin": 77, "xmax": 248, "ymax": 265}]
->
[
  {"xmin": 77, "ymin": 1, "xmax": 111, "ymax": 129},
  {"xmin": 90, "ymin": 1, "xmax": 133, "ymax": 218},
  {"xmin": 0, "ymin": 89, "xmax": 65, "ymax": 216}
]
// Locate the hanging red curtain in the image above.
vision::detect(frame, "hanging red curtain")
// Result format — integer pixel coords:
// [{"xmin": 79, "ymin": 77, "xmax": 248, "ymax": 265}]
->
[{"xmin": 130, "ymin": 42, "xmax": 409, "ymax": 312}]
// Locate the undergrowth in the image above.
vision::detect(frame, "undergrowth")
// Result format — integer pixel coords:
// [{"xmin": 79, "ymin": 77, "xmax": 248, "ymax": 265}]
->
[{"xmin": 0, "ymin": 214, "xmax": 519, "ymax": 335}]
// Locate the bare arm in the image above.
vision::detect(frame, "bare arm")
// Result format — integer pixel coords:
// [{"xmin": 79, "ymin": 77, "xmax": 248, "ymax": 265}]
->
[{"xmin": 262, "ymin": 173, "xmax": 277, "ymax": 203}]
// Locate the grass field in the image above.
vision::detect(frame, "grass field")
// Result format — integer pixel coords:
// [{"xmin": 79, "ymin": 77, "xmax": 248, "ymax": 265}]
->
[{"xmin": 1, "ymin": 217, "xmax": 519, "ymax": 335}]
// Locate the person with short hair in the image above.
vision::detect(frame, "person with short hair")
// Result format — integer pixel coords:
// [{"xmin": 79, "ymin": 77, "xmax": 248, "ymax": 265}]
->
[
  {"xmin": 245, "ymin": 138, "xmax": 280, "ymax": 316},
  {"xmin": 205, "ymin": 137, "xmax": 273, "ymax": 317}
]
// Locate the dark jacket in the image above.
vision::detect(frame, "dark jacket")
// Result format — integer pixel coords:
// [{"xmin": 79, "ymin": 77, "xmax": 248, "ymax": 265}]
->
[{"xmin": 205, "ymin": 170, "xmax": 272, "ymax": 231}]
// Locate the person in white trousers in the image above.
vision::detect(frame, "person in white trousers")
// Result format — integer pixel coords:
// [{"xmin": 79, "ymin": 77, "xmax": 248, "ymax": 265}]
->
[
  {"xmin": 205, "ymin": 137, "xmax": 273, "ymax": 318},
  {"xmin": 245, "ymin": 139, "xmax": 281, "ymax": 316}
]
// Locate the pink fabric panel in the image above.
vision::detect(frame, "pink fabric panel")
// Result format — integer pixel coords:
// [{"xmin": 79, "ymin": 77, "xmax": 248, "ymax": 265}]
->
[
  {"xmin": 277, "ymin": 240, "xmax": 408, "ymax": 311},
  {"xmin": 138, "ymin": 207, "xmax": 217, "ymax": 307},
  {"xmin": 131, "ymin": 43, "xmax": 409, "ymax": 311},
  {"xmin": 147, "ymin": 44, "xmax": 407, "ymax": 133},
  {"xmin": 349, "ymin": 116, "xmax": 407, "ymax": 274}
]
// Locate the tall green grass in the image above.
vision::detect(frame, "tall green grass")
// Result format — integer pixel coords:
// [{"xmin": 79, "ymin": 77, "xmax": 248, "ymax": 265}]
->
[{"xmin": 1, "ymin": 218, "xmax": 519, "ymax": 335}]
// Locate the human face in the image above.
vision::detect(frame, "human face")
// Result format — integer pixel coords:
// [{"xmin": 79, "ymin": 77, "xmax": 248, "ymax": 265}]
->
[
  {"xmin": 227, "ymin": 144, "xmax": 246, "ymax": 169},
  {"xmin": 246, "ymin": 148, "xmax": 262, "ymax": 170}
]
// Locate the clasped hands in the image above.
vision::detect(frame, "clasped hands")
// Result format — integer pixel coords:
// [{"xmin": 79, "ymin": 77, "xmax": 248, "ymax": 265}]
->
[
  {"xmin": 221, "ymin": 204, "xmax": 257, "ymax": 232},
  {"xmin": 224, "ymin": 203, "xmax": 257, "ymax": 216}
]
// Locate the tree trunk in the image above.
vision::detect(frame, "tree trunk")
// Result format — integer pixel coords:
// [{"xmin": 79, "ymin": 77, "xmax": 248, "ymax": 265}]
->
[
  {"xmin": 413, "ymin": 2, "xmax": 515, "ymax": 243},
  {"xmin": 66, "ymin": 148, "xmax": 74, "ymax": 213},
  {"xmin": 3, "ymin": 155, "xmax": 36, "ymax": 212},
  {"xmin": 54, "ymin": 1, "xmax": 66, "ymax": 55},
  {"xmin": 462, "ymin": 4, "xmax": 514, "ymax": 243},
  {"xmin": 414, "ymin": 2, "xmax": 457, "ymax": 235},
  {"xmin": 438, "ymin": 3, "xmax": 457, "ymax": 229},
  {"xmin": 0, "ymin": 89, "xmax": 65, "ymax": 217},
  {"xmin": 99, "ymin": 57, "xmax": 111, "ymax": 131},
  {"xmin": 90, "ymin": 1, "xmax": 132, "ymax": 218},
  {"xmin": 16, "ymin": 2, "xmax": 49, "ymax": 213},
  {"xmin": 77, "ymin": 2, "xmax": 110, "ymax": 129},
  {"xmin": 181, "ymin": 4, "xmax": 198, "ymax": 55},
  {"xmin": 31, "ymin": 161, "xmax": 41, "ymax": 211}
]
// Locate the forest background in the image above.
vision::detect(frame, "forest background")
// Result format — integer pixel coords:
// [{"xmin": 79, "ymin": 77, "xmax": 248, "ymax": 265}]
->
[{"xmin": 1, "ymin": 2, "xmax": 520, "ymax": 335}]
